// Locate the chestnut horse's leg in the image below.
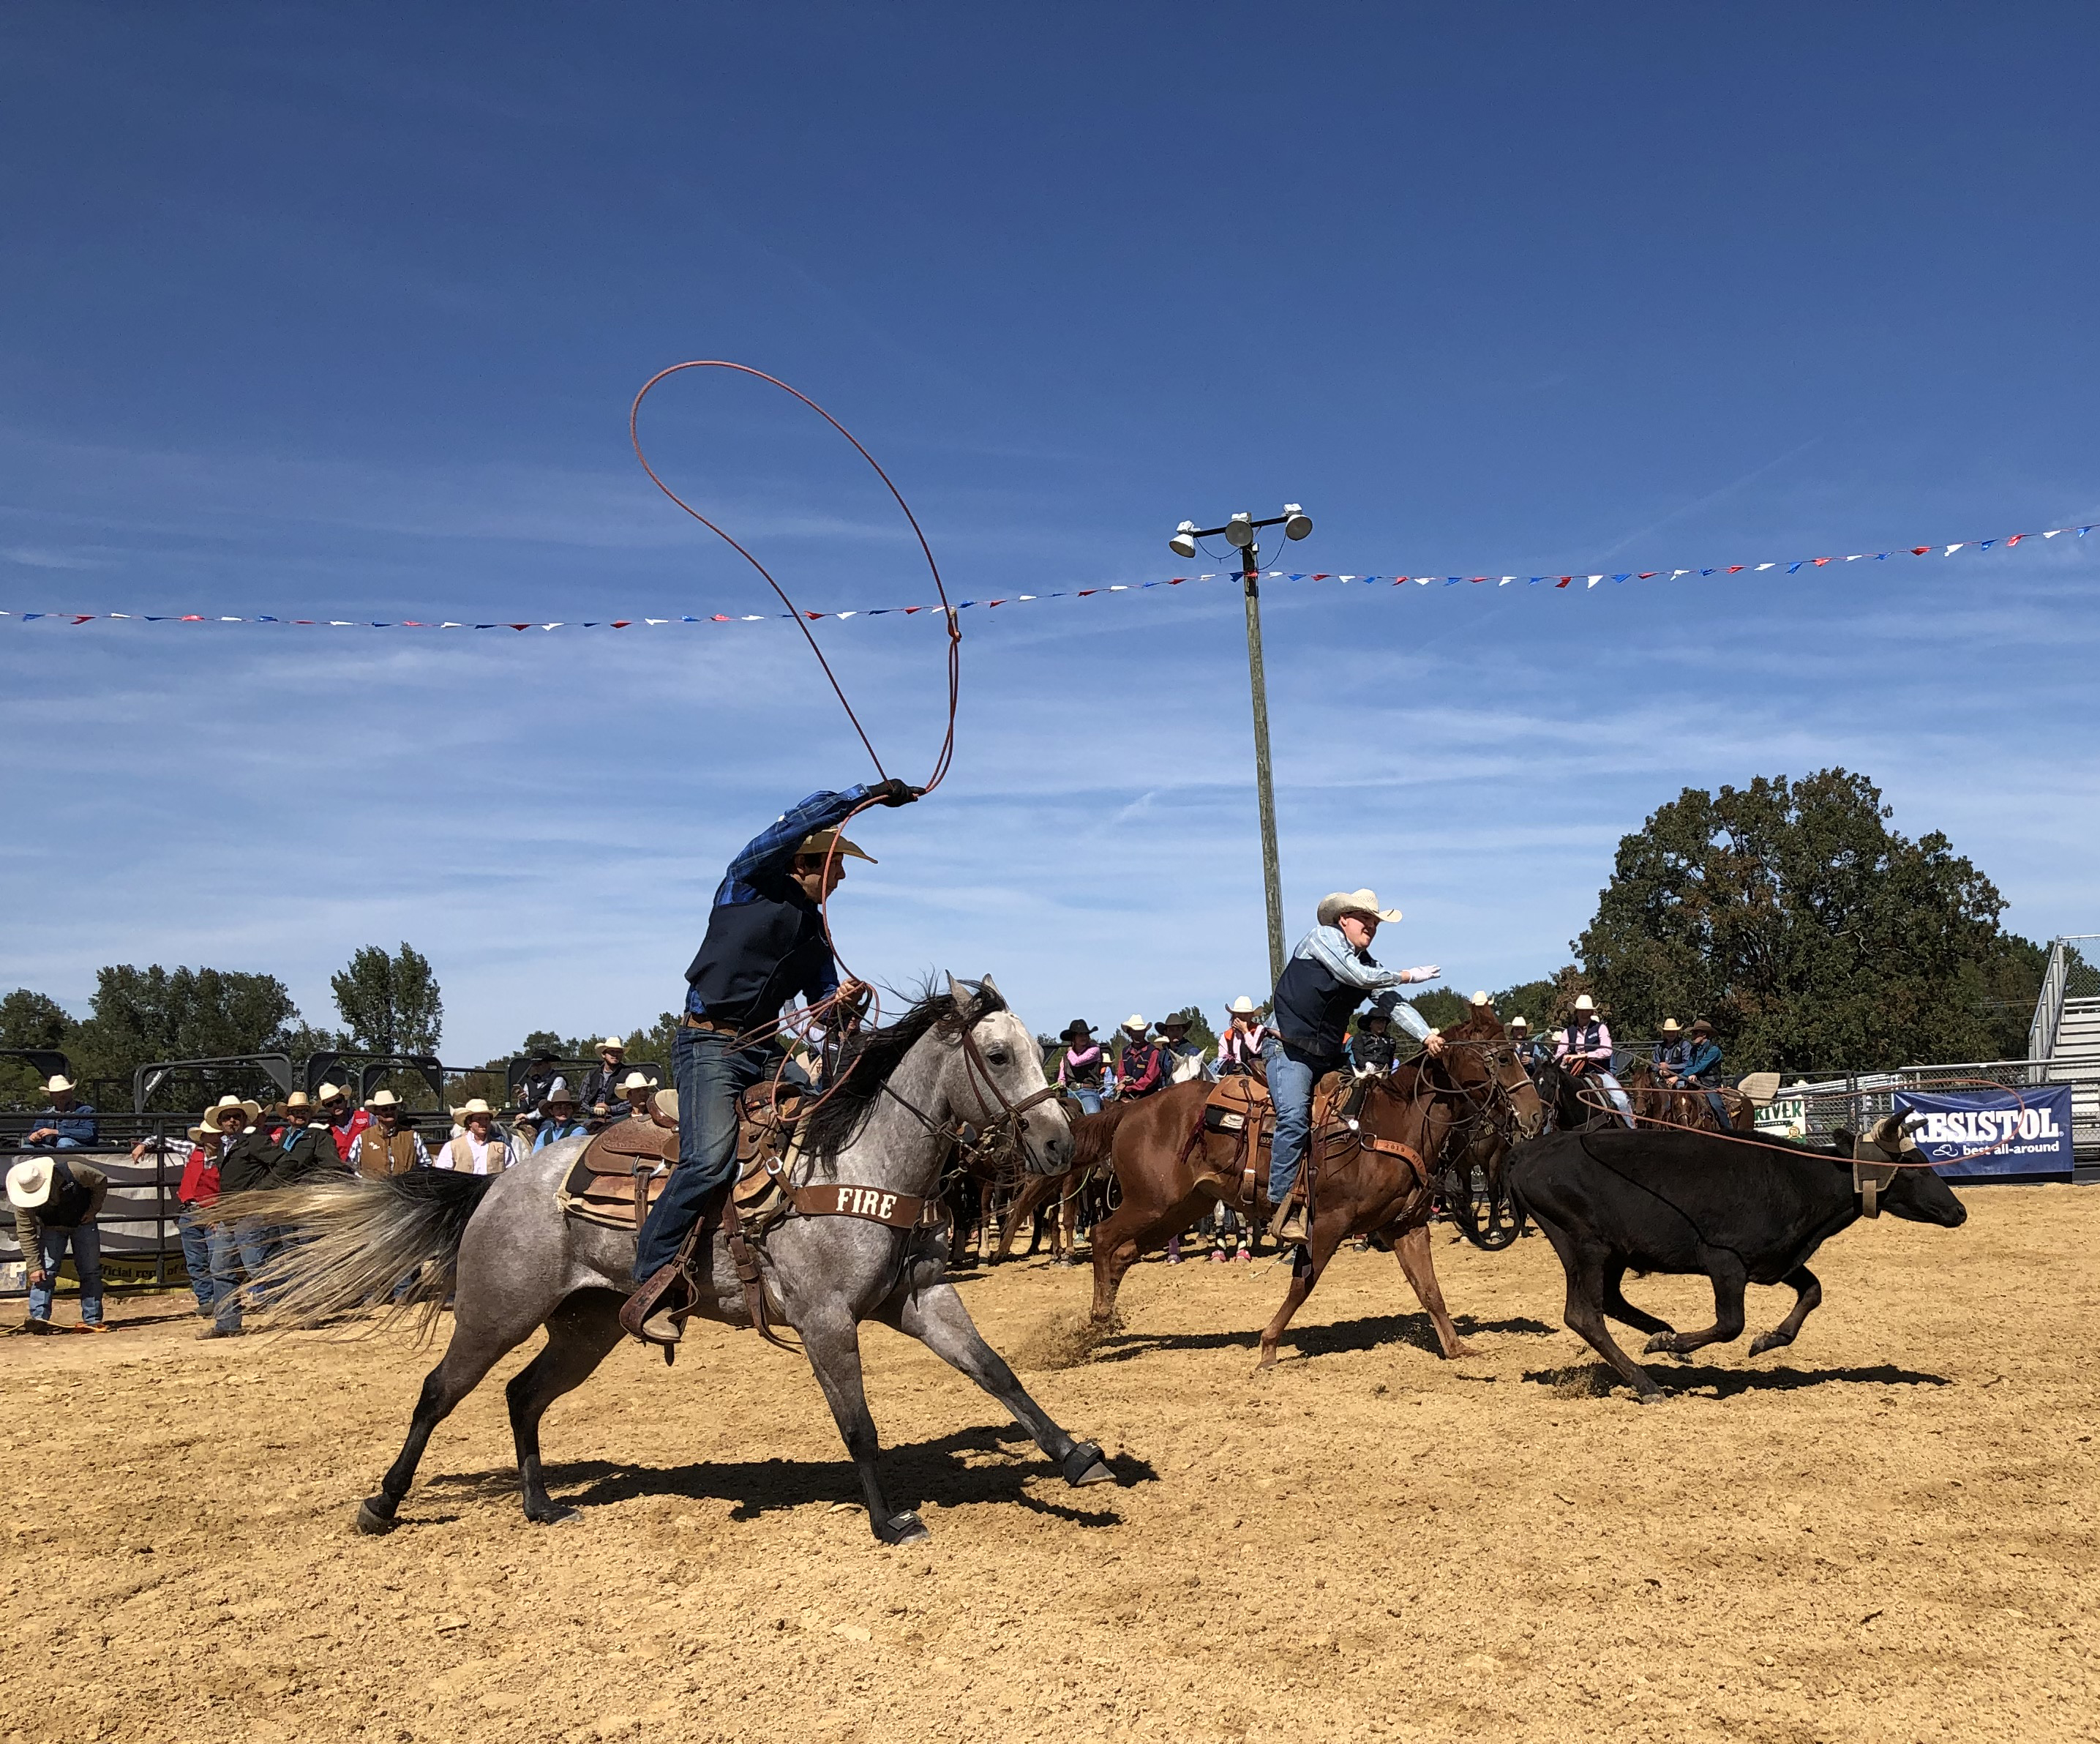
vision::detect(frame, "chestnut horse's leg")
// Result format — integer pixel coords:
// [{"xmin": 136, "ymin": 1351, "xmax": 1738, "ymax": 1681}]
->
[
  {"xmin": 1087, "ymin": 1185, "xmax": 1214, "ymax": 1323},
  {"xmin": 1391, "ymin": 1221, "xmax": 1481, "ymax": 1358},
  {"xmin": 1255, "ymin": 1210, "xmax": 1348, "ymax": 1370},
  {"xmin": 993, "ymin": 1171, "xmax": 1057, "ymax": 1263}
]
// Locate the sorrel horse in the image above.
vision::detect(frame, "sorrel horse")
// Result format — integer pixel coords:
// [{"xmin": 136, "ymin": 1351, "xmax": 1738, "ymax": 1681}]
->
[
  {"xmin": 1088, "ymin": 1017, "xmax": 1545, "ymax": 1369},
  {"xmin": 990, "ymin": 1100, "xmax": 1126, "ymax": 1263}
]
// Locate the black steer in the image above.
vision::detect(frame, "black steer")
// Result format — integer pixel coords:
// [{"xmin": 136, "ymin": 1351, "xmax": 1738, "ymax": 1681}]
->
[{"xmin": 1508, "ymin": 1120, "xmax": 1966, "ymax": 1399}]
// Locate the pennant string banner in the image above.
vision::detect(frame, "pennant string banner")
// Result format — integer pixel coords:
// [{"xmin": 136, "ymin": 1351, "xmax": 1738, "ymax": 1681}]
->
[{"xmin": 2, "ymin": 521, "xmax": 2089, "ymax": 631}]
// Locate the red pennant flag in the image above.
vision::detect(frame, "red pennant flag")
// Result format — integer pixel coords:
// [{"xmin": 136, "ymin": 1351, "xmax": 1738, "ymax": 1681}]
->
[
  {"xmin": 804, "ymin": 611, "xmax": 825, "ymax": 620},
  {"xmin": 1076, "ymin": 589, "xmax": 1098, "ymax": 596},
  {"xmin": 181, "ymin": 614, "xmax": 204, "ymax": 621},
  {"xmin": 2007, "ymin": 534, "xmax": 2025, "ymax": 545},
  {"xmin": 611, "ymin": 620, "xmax": 631, "ymax": 628},
  {"xmin": 711, "ymin": 615, "xmax": 731, "ymax": 622},
  {"xmin": 1638, "ymin": 572, "xmax": 1657, "ymax": 579},
  {"xmin": 1726, "ymin": 566, "xmax": 1745, "ymax": 574},
  {"xmin": 1813, "ymin": 557, "xmax": 1831, "ymax": 566},
  {"xmin": 70, "ymin": 615, "xmax": 94, "ymax": 624},
  {"xmin": 1910, "ymin": 547, "xmax": 1930, "ymax": 555},
  {"xmin": 903, "ymin": 606, "xmax": 922, "ymax": 614},
  {"xmin": 510, "ymin": 624, "xmax": 530, "ymax": 631},
  {"xmin": 1556, "ymin": 577, "xmax": 1572, "ymax": 588}
]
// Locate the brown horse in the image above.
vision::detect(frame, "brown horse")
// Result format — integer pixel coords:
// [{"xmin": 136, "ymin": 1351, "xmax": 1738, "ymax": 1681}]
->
[
  {"xmin": 1616, "ymin": 1059, "xmax": 1755, "ymax": 1133},
  {"xmin": 1087, "ymin": 1019, "xmax": 1544, "ymax": 1369},
  {"xmin": 990, "ymin": 1100, "xmax": 1127, "ymax": 1263}
]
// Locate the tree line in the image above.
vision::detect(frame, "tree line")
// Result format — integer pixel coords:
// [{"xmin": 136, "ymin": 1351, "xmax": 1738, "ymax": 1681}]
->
[{"xmin": 0, "ymin": 768, "xmax": 2061, "ymax": 1107}]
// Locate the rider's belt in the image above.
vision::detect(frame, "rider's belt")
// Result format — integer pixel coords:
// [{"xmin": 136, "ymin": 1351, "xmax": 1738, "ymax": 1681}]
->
[
  {"xmin": 789, "ymin": 1183, "xmax": 945, "ymax": 1231},
  {"xmin": 682, "ymin": 1014, "xmax": 736, "ymax": 1032}
]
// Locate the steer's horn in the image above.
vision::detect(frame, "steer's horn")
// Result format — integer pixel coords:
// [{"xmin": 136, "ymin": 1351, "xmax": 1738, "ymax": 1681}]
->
[{"xmin": 1868, "ymin": 1113, "xmax": 1906, "ymax": 1150}]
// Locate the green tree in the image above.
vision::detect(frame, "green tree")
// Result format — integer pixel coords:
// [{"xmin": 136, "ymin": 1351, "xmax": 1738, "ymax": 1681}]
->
[
  {"xmin": 330, "ymin": 943, "xmax": 443, "ymax": 1055},
  {"xmin": 69, "ymin": 964, "xmax": 328, "ymax": 1104},
  {"xmin": 1577, "ymin": 770, "xmax": 2017, "ymax": 1072},
  {"xmin": 1401, "ymin": 985, "xmax": 1471, "ymax": 1031},
  {"xmin": 0, "ymin": 988, "xmax": 75, "ymax": 1108}
]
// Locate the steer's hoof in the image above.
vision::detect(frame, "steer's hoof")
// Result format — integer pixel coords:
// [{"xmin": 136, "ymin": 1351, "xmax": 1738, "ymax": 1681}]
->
[
  {"xmin": 1630, "ymin": 1382, "xmax": 1668, "ymax": 1404},
  {"xmin": 525, "ymin": 1503, "xmax": 580, "ymax": 1527},
  {"xmin": 1062, "ymin": 1441, "xmax": 1115, "ymax": 1486},
  {"xmin": 1747, "ymin": 1331, "xmax": 1787, "ymax": 1358},
  {"xmin": 1641, "ymin": 1332, "xmax": 1679, "ymax": 1355},
  {"xmin": 353, "ymin": 1497, "xmax": 399, "ymax": 1536},
  {"xmin": 874, "ymin": 1510, "xmax": 931, "ymax": 1546}
]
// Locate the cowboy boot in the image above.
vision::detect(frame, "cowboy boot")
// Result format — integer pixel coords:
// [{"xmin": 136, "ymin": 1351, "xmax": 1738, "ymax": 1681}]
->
[
  {"xmin": 1266, "ymin": 1185, "xmax": 1310, "ymax": 1248},
  {"xmin": 619, "ymin": 1260, "xmax": 694, "ymax": 1347}
]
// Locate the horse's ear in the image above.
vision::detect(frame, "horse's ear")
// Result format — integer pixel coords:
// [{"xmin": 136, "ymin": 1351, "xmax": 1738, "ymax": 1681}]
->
[
  {"xmin": 946, "ymin": 973, "xmax": 972, "ymax": 1017},
  {"xmin": 978, "ymin": 972, "xmax": 1001, "ymax": 1006}
]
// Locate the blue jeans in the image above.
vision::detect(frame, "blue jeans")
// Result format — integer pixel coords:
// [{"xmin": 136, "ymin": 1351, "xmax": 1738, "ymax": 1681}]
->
[
  {"xmin": 634, "ymin": 1028, "xmax": 806, "ymax": 1280},
  {"xmin": 1262, "ymin": 1035, "xmax": 1332, "ymax": 1208},
  {"xmin": 27, "ymin": 1224, "xmax": 103, "ymax": 1322},
  {"xmin": 210, "ymin": 1219, "xmax": 279, "ymax": 1331},
  {"xmin": 1066, "ymin": 1086, "xmax": 1104, "ymax": 1117},
  {"xmin": 177, "ymin": 1205, "xmax": 217, "ymax": 1314}
]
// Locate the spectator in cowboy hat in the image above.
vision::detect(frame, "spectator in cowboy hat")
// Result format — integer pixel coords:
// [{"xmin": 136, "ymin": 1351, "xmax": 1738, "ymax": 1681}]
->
[
  {"xmin": 350, "ymin": 1090, "xmax": 430, "ymax": 1178},
  {"xmin": 132, "ymin": 1122, "xmax": 222, "ymax": 1317},
  {"xmin": 23, "ymin": 1074, "xmax": 97, "ymax": 1150},
  {"xmin": 1113, "ymin": 1015, "xmax": 1168, "ymax": 1101},
  {"xmin": 1349, "ymin": 1008, "xmax": 1398, "ymax": 1075},
  {"xmin": 1054, "ymin": 1022, "xmax": 1110, "ymax": 1115},
  {"xmin": 1553, "ymin": 994, "xmax": 1634, "ymax": 1127},
  {"xmin": 616, "ymin": 1071, "xmax": 658, "ymax": 1121},
  {"xmin": 257, "ymin": 1091, "xmax": 350, "ymax": 1183},
  {"xmin": 1215, "ymin": 997, "xmax": 1267, "ymax": 1077},
  {"xmin": 195, "ymin": 1097, "xmax": 268, "ymax": 1339},
  {"xmin": 1651, "ymin": 1017, "xmax": 1692, "ymax": 1077},
  {"xmin": 580, "ymin": 1038, "xmax": 630, "ymax": 1118},
  {"xmin": 10, "ymin": 1154, "xmax": 110, "ymax": 1333},
  {"xmin": 1507, "ymin": 1014, "xmax": 1546, "ymax": 1064},
  {"xmin": 533, "ymin": 1082, "xmax": 590, "ymax": 1150},
  {"xmin": 435, "ymin": 1100, "xmax": 511, "ymax": 1175},
  {"xmin": 314, "ymin": 1082, "xmax": 372, "ymax": 1164},
  {"xmin": 1157, "ymin": 1014, "xmax": 1209, "ymax": 1085},
  {"xmin": 1676, "ymin": 1018, "xmax": 1730, "ymax": 1121},
  {"xmin": 517, "ymin": 1048, "xmax": 563, "ymax": 1118}
]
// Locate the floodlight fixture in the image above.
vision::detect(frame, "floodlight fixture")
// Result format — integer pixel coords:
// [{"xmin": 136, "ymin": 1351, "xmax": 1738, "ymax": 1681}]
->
[
  {"xmin": 1224, "ymin": 512, "xmax": 1256, "ymax": 549},
  {"xmin": 1169, "ymin": 521, "xmax": 1199, "ymax": 560},
  {"xmin": 1282, "ymin": 504, "xmax": 1313, "ymax": 542}
]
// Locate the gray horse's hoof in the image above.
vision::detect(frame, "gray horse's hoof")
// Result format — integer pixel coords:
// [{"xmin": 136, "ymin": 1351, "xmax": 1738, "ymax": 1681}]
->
[
  {"xmin": 1061, "ymin": 1442, "xmax": 1114, "ymax": 1486},
  {"xmin": 353, "ymin": 1497, "xmax": 398, "ymax": 1536},
  {"xmin": 874, "ymin": 1510, "xmax": 931, "ymax": 1546}
]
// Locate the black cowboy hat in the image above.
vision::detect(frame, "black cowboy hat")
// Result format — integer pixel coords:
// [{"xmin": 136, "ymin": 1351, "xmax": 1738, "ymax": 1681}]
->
[{"xmin": 1060, "ymin": 1020, "xmax": 1095, "ymax": 1042}]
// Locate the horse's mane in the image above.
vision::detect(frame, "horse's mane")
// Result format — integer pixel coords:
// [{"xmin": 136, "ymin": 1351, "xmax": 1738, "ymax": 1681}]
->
[
  {"xmin": 1443, "ymin": 1008, "xmax": 1507, "ymax": 1043},
  {"xmin": 803, "ymin": 978, "xmax": 1008, "ymax": 1159},
  {"xmin": 1068, "ymin": 1099, "xmax": 1132, "ymax": 1172}
]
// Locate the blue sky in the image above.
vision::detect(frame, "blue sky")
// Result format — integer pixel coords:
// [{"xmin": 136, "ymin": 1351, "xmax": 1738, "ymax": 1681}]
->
[{"xmin": 3, "ymin": 3, "xmax": 2096, "ymax": 1062}]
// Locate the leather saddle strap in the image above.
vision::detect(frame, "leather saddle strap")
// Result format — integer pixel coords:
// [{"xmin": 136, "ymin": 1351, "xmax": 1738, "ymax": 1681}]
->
[
  {"xmin": 632, "ymin": 1162, "xmax": 651, "ymax": 1231},
  {"xmin": 1359, "ymin": 1132, "xmax": 1427, "ymax": 1183},
  {"xmin": 723, "ymin": 1194, "xmax": 800, "ymax": 1354},
  {"xmin": 788, "ymin": 1183, "xmax": 940, "ymax": 1230}
]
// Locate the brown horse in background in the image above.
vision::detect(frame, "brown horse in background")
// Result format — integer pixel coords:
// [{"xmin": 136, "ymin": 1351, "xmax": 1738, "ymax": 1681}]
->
[
  {"xmin": 990, "ymin": 1099, "xmax": 1128, "ymax": 1262},
  {"xmin": 1087, "ymin": 1018, "xmax": 1544, "ymax": 1369}
]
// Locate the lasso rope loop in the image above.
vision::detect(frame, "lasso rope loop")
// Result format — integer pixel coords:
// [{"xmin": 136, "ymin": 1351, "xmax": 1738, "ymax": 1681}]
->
[{"xmin": 632, "ymin": 360, "xmax": 964, "ymax": 1059}]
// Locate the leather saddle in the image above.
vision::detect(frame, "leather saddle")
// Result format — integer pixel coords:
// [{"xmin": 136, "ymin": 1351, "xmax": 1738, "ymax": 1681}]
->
[
  {"xmin": 1194, "ymin": 1074, "xmax": 1357, "ymax": 1210},
  {"xmin": 555, "ymin": 1080, "xmax": 810, "ymax": 1233}
]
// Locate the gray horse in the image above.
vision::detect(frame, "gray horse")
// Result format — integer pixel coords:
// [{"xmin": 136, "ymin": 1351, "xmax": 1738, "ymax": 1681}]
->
[{"xmin": 244, "ymin": 977, "xmax": 1114, "ymax": 1545}]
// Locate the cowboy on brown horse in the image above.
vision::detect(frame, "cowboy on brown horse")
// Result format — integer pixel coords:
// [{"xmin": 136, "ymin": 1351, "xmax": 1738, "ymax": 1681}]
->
[{"xmin": 1263, "ymin": 887, "xmax": 1444, "ymax": 1246}]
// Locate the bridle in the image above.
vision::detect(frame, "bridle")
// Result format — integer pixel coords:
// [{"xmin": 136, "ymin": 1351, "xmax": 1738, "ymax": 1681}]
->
[{"xmin": 874, "ymin": 1014, "xmax": 1065, "ymax": 1183}]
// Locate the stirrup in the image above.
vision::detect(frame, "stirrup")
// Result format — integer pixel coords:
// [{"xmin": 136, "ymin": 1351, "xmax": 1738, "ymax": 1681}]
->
[
  {"xmin": 620, "ymin": 1260, "xmax": 692, "ymax": 1348},
  {"xmin": 1266, "ymin": 1197, "xmax": 1309, "ymax": 1246}
]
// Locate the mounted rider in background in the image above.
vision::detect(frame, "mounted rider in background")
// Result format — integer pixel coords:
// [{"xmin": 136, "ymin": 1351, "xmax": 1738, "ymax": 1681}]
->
[
  {"xmin": 622, "ymin": 777, "xmax": 921, "ymax": 1346},
  {"xmin": 1263, "ymin": 888, "xmax": 1444, "ymax": 1246},
  {"xmin": 1663, "ymin": 1017, "xmax": 1730, "ymax": 1123},
  {"xmin": 1112, "ymin": 1017, "xmax": 1168, "ymax": 1101},
  {"xmin": 1553, "ymin": 994, "xmax": 1635, "ymax": 1129}
]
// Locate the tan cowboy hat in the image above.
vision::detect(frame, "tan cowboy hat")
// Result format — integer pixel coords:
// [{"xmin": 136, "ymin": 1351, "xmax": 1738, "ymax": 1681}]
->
[
  {"xmin": 653, "ymin": 1087, "xmax": 680, "ymax": 1122},
  {"xmin": 7, "ymin": 1158, "xmax": 56, "ymax": 1210},
  {"xmin": 203, "ymin": 1095, "xmax": 261, "ymax": 1128},
  {"xmin": 185, "ymin": 1125, "xmax": 213, "ymax": 1144},
  {"xmin": 1228, "ymin": 996, "xmax": 1258, "ymax": 1016},
  {"xmin": 1470, "ymin": 990, "xmax": 1491, "ymax": 1007},
  {"xmin": 1572, "ymin": 994, "xmax": 1597, "ymax": 1014},
  {"xmin": 451, "ymin": 1098, "xmax": 497, "ymax": 1123},
  {"xmin": 544, "ymin": 1081, "xmax": 579, "ymax": 1107},
  {"xmin": 43, "ymin": 1074, "xmax": 75, "ymax": 1094},
  {"xmin": 599, "ymin": 1036, "xmax": 626, "ymax": 1053},
  {"xmin": 618, "ymin": 1071, "xmax": 653, "ymax": 1094},
  {"xmin": 1659, "ymin": 1018, "xmax": 1681, "ymax": 1034},
  {"xmin": 795, "ymin": 827, "xmax": 875, "ymax": 864},
  {"xmin": 367, "ymin": 1088, "xmax": 405, "ymax": 1109},
  {"xmin": 281, "ymin": 1090, "xmax": 315, "ymax": 1111},
  {"xmin": 1121, "ymin": 1014, "xmax": 1148, "ymax": 1033},
  {"xmin": 1509, "ymin": 1014, "xmax": 1530, "ymax": 1030},
  {"xmin": 315, "ymin": 1081, "xmax": 350, "ymax": 1104},
  {"xmin": 1316, "ymin": 888, "xmax": 1403, "ymax": 927}
]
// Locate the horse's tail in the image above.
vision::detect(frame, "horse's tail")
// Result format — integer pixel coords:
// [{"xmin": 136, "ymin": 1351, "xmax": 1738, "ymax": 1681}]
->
[
  {"xmin": 1069, "ymin": 1099, "xmax": 1133, "ymax": 1173},
  {"xmin": 211, "ymin": 1170, "xmax": 498, "ymax": 1336}
]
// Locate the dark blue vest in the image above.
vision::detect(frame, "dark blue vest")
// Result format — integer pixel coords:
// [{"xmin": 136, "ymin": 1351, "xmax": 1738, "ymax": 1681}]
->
[
  {"xmin": 685, "ymin": 872, "xmax": 833, "ymax": 1032},
  {"xmin": 1274, "ymin": 951, "xmax": 1377, "ymax": 1060}
]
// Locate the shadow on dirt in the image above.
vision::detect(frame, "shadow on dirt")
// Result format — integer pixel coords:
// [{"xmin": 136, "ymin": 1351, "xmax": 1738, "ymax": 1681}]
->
[
  {"xmin": 1521, "ymin": 1360, "xmax": 1952, "ymax": 1399},
  {"xmin": 1092, "ymin": 1311, "xmax": 1556, "ymax": 1363},
  {"xmin": 423, "ymin": 1421, "xmax": 1158, "ymax": 1524}
]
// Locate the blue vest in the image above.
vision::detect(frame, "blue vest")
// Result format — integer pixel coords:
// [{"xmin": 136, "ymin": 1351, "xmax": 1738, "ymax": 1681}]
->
[
  {"xmin": 1274, "ymin": 951, "xmax": 1376, "ymax": 1060},
  {"xmin": 685, "ymin": 875, "xmax": 833, "ymax": 1031}
]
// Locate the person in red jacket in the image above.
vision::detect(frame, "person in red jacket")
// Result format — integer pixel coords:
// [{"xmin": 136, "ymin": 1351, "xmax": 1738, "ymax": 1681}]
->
[{"xmin": 1112, "ymin": 1016, "xmax": 1168, "ymax": 1101}]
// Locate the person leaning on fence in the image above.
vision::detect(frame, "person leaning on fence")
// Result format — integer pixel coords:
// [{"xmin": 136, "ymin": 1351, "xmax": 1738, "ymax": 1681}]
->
[
  {"xmin": 9, "ymin": 1155, "xmax": 110, "ymax": 1334},
  {"xmin": 22, "ymin": 1074, "xmax": 97, "ymax": 1150},
  {"xmin": 350, "ymin": 1090, "xmax": 430, "ymax": 1177},
  {"xmin": 435, "ymin": 1101, "xmax": 510, "ymax": 1174},
  {"xmin": 138, "ymin": 1123, "xmax": 222, "ymax": 1318}
]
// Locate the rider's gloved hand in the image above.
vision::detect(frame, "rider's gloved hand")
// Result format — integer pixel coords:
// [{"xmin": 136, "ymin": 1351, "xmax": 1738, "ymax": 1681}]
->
[{"xmin": 866, "ymin": 779, "xmax": 923, "ymax": 808}]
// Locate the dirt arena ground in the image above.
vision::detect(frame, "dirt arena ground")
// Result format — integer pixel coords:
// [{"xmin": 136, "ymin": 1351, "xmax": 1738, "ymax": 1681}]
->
[{"xmin": 3, "ymin": 1184, "xmax": 2096, "ymax": 1744}]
